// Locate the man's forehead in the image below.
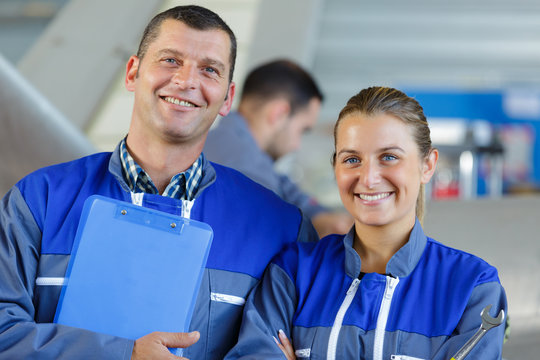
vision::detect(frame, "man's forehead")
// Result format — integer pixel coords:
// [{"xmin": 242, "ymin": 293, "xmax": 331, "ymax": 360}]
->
[
  {"xmin": 152, "ymin": 20, "xmax": 231, "ymax": 61},
  {"xmin": 157, "ymin": 19, "xmax": 231, "ymax": 46}
]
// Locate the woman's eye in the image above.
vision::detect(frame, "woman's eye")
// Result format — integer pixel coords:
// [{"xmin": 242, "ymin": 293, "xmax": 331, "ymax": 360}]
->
[{"xmin": 382, "ymin": 154, "xmax": 397, "ymax": 161}]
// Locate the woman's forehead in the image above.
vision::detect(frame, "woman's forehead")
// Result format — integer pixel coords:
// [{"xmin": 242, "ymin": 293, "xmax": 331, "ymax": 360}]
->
[{"xmin": 335, "ymin": 113, "xmax": 417, "ymax": 150}]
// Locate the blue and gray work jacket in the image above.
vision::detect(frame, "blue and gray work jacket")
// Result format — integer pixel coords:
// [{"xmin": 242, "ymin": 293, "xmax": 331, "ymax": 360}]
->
[
  {"xmin": 0, "ymin": 145, "xmax": 315, "ymax": 359},
  {"xmin": 227, "ymin": 220, "xmax": 507, "ymax": 359}
]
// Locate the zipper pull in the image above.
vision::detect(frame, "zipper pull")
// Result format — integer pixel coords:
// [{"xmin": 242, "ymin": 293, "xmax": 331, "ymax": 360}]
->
[
  {"xmin": 385, "ymin": 276, "xmax": 399, "ymax": 299},
  {"xmin": 347, "ymin": 278, "xmax": 361, "ymax": 294}
]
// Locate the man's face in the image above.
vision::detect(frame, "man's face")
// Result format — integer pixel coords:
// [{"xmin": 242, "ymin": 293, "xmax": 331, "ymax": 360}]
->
[
  {"xmin": 125, "ymin": 19, "xmax": 235, "ymax": 147},
  {"xmin": 266, "ymin": 98, "xmax": 321, "ymax": 160}
]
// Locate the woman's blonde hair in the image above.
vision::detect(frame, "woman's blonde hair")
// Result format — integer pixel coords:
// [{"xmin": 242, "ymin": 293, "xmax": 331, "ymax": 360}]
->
[{"xmin": 332, "ymin": 86, "xmax": 434, "ymax": 223}]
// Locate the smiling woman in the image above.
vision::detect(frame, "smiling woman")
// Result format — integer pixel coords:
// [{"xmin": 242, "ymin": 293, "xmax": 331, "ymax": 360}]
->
[
  {"xmin": 331, "ymin": 88, "xmax": 438, "ymax": 274},
  {"xmin": 225, "ymin": 87, "xmax": 508, "ymax": 360},
  {"xmin": 332, "ymin": 87, "xmax": 436, "ymax": 226},
  {"xmin": 333, "ymin": 113, "xmax": 435, "ymax": 249}
]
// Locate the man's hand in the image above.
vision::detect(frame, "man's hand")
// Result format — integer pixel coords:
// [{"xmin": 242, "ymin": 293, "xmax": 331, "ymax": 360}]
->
[
  {"xmin": 311, "ymin": 211, "xmax": 353, "ymax": 238},
  {"xmin": 132, "ymin": 331, "xmax": 200, "ymax": 360}
]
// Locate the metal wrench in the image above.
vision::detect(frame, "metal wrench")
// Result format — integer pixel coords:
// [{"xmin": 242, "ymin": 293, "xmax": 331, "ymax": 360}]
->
[{"xmin": 450, "ymin": 304, "xmax": 505, "ymax": 360}]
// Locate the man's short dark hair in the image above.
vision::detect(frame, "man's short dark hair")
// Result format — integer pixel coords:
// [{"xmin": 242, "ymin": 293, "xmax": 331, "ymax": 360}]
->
[
  {"xmin": 136, "ymin": 5, "xmax": 237, "ymax": 82},
  {"xmin": 241, "ymin": 59, "xmax": 323, "ymax": 115}
]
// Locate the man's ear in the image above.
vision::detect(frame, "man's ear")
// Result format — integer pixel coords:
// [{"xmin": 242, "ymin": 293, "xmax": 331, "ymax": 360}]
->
[
  {"xmin": 218, "ymin": 82, "xmax": 236, "ymax": 117},
  {"xmin": 421, "ymin": 148, "xmax": 439, "ymax": 184},
  {"xmin": 125, "ymin": 55, "xmax": 139, "ymax": 92},
  {"xmin": 267, "ymin": 98, "xmax": 291, "ymax": 128}
]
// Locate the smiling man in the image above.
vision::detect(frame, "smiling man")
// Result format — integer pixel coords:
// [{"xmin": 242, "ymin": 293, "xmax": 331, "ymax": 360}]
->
[{"xmin": 0, "ymin": 6, "xmax": 316, "ymax": 360}]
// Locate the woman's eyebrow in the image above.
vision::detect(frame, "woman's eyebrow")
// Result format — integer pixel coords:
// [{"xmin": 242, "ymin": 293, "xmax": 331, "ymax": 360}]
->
[
  {"xmin": 336, "ymin": 149, "xmax": 359, "ymax": 156},
  {"xmin": 380, "ymin": 146, "xmax": 405, "ymax": 153}
]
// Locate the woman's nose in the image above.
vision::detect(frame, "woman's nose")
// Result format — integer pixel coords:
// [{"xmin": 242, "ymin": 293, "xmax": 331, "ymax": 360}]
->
[{"xmin": 360, "ymin": 161, "xmax": 380, "ymax": 189}]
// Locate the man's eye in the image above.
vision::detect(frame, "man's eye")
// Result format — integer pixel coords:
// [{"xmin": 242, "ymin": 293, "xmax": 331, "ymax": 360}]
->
[
  {"xmin": 164, "ymin": 58, "xmax": 177, "ymax": 64},
  {"xmin": 205, "ymin": 67, "xmax": 218, "ymax": 74}
]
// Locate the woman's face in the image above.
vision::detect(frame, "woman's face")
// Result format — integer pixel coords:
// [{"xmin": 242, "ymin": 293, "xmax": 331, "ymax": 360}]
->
[{"xmin": 334, "ymin": 112, "xmax": 437, "ymax": 229}]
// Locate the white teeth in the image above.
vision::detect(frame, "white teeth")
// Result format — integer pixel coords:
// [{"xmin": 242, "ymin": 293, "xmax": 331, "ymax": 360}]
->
[
  {"xmin": 358, "ymin": 192, "xmax": 390, "ymax": 201},
  {"xmin": 164, "ymin": 97, "xmax": 195, "ymax": 107}
]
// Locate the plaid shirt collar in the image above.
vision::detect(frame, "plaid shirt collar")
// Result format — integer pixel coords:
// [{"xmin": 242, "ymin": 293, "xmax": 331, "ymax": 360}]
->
[{"xmin": 119, "ymin": 138, "xmax": 203, "ymax": 200}]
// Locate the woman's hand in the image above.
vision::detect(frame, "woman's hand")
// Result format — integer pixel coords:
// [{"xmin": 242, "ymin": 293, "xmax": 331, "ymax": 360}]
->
[{"xmin": 273, "ymin": 329, "xmax": 296, "ymax": 360}]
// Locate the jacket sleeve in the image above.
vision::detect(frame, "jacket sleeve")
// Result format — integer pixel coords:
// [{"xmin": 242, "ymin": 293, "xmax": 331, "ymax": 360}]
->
[
  {"xmin": 0, "ymin": 186, "xmax": 134, "ymax": 359},
  {"xmin": 225, "ymin": 262, "xmax": 298, "ymax": 360},
  {"xmin": 432, "ymin": 280, "xmax": 508, "ymax": 360},
  {"xmin": 297, "ymin": 212, "xmax": 320, "ymax": 243}
]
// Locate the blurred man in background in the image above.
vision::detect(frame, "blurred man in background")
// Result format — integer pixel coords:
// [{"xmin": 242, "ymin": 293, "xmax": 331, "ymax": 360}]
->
[{"xmin": 204, "ymin": 59, "xmax": 352, "ymax": 237}]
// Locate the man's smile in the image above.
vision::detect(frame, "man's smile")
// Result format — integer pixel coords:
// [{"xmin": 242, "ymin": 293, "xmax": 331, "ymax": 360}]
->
[{"xmin": 161, "ymin": 96, "xmax": 199, "ymax": 107}]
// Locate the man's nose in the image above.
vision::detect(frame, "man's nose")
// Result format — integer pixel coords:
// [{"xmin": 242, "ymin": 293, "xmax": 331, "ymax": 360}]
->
[{"xmin": 172, "ymin": 65, "xmax": 198, "ymax": 89}]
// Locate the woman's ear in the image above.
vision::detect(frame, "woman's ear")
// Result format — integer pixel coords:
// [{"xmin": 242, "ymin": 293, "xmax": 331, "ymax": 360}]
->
[{"xmin": 421, "ymin": 148, "xmax": 439, "ymax": 184}]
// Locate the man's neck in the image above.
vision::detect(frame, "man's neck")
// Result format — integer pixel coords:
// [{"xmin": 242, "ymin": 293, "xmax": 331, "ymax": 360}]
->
[
  {"xmin": 125, "ymin": 133, "xmax": 202, "ymax": 194},
  {"xmin": 238, "ymin": 104, "xmax": 270, "ymax": 153}
]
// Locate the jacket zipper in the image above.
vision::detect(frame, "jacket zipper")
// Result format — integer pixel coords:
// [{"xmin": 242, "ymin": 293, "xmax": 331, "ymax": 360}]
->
[
  {"xmin": 373, "ymin": 275, "xmax": 400, "ymax": 360},
  {"xmin": 326, "ymin": 278, "xmax": 361, "ymax": 360}
]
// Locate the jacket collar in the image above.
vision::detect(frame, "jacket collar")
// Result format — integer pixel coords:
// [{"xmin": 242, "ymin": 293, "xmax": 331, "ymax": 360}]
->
[
  {"xmin": 343, "ymin": 218, "xmax": 428, "ymax": 279},
  {"xmin": 108, "ymin": 141, "xmax": 217, "ymax": 199}
]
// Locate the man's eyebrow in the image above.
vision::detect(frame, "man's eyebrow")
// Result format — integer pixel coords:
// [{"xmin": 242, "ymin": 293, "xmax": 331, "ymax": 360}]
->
[
  {"xmin": 202, "ymin": 57, "xmax": 226, "ymax": 73},
  {"xmin": 155, "ymin": 48, "xmax": 184, "ymax": 58}
]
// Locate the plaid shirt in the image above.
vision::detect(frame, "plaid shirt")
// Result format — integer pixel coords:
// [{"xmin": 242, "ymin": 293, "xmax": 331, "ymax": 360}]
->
[{"xmin": 119, "ymin": 138, "xmax": 203, "ymax": 200}]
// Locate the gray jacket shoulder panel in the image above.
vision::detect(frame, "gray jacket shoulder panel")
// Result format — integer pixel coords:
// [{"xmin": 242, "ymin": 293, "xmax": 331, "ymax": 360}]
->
[{"xmin": 204, "ymin": 112, "xmax": 327, "ymax": 218}]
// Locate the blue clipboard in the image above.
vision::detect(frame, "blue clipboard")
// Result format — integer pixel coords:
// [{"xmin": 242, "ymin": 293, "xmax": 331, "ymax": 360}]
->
[{"xmin": 54, "ymin": 195, "xmax": 213, "ymax": 340}]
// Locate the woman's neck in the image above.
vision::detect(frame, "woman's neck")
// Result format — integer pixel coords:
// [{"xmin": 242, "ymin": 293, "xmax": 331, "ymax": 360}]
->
[{"xmin": 353, "ymin": 218, "xmax": 414, "ymax": 274}]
